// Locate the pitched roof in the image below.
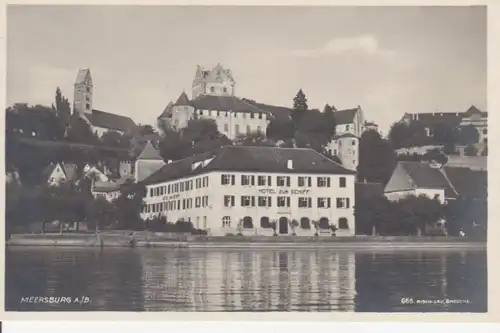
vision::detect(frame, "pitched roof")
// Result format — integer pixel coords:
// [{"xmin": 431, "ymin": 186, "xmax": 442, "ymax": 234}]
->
[
  {"xmin": 41, "ymin": 162, "xmax": 79, "ymax": 184},
  {"xmin": 243, "ymin": 101, "xmax": 293, "ymax": 120},
  {"xmin": 93, "ymin": 181, "xmax": 121, "ymax": 193},
  {"xmin": 403, "ymin": 106, "xmax": 487, "ymax": 127},
  {"xmin": 443, "ymin": 167, "xmax": 487, "ymax": 199},
  {"xmin": 399, "ymin": 161, "xmax": 458, "ymax": 198},
  {"xmin": 174, "ymin": 92, "xmax": 191, "ymax": 106},
  {"xmin": 142, "ymin": 145, "xmax": 356, "ymax": 185},
  {"xmin": 191, "ymin": 95, "xmax": 272, "ymax": 115},
  {"xmin": 333, "ymin": 108, "xmax": 359, "ymax": 125},
  {"xmin": 137, "ymin": 141, "xmax": 163, "ymax": 160},
  {"xmin": 158, "ymin": 101, "xmax": 173, "ymax": 119},
  {"xmin": 86, "ymin": 109, "xmax": 137, "ymax": 133},
  {"xmin": 463, "ymin": 105, "xmax": 487, "ymax": 118},
  {"xmin": 75, "ymin": 68, "xmax": 91, "ymax": 85}
]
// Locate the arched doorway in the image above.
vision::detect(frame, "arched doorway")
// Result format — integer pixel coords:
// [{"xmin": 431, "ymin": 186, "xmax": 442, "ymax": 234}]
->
[
  {"xmin": 279, "ymin": 217, "xmax": 288, "ymax": 234},
  {"xmin": 243, "ymin": 216, "xmax": 253, "ymax": 229},
  {"xmin": 319, "ymin": 217, "xmax": 330, "ymax": 229},
  {"xmin": 300, "ymin": 217, "xmax": 311, "ymax": 229}
]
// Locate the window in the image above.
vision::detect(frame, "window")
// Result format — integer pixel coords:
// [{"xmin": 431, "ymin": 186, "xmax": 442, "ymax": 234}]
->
[
  {"xmin": 221, "ymin": 174, "xmax": 235, "ymax": 185},
  {"xmin": 85, "ymin": 103, "xmax": 90, "ymax": 109},
  {"xmin": 217, "ymin": 111, "xmax": 220, "ymax": 117},
  {"xmin": 434, "ymin": 194, "xmax": 440, "ymax": 200},
  {"xmin": 346, "ymin": 125, "xmax": 350, "ymax": 131},
  {"xmin": 258, "ymin": 196, "xmax": 272, "ymax": 207},
  {"xmin": 235, "ymin": 124, "xmax": 240, "ymax": 134},
  {"xmin": 196, "ymin": 217, "xmax": 200, "ymax": 229},
  {"xmin": 149, "ymin": 188, "xmax": 154, "ymax": 197},
  {"xmin": 246, "ymin": 125, "xmax": 251, "ymax": 133},
  {"xmin": 199, "ymin": 110, "xmax": 204, "ymax": 116},
  {"xmin": 222, "ymin": 216, "xmax": 231, "ymax": 228},
  {"xmin": 339, "ymin": 177, "xmax": 346, "ymax": 188},
  {"xmin": 250, "ymin": 113, "xmax": 255, "ymax": 119},
  {"xmin": 224, "ymin": 195, "xmax": 235, "ymax": 207},
  {"xmin": 336, "ymin": 197, "xmax": 350, "ymax": 208},
  {"xmin": 317, "ymin": 177, "xmax": 330, "ymax": 187},
  {"xmin": 483, "ymin": 129, "xmax": 487, "ymax": 134},
  {"xmin": 210, "ymin": 87, "xmax": 215, "ymax": 93},
  {"xmin": 195, "ymin": 197, "xmax": 201, "ymax": 208},
  {"xmin": 86, "ymin": 87, "xmax": 90, "ymax": 93},
  {"xmin": 298, "ymin": 176, "xmax": 311, "ymax": 187},
  {"xmin": 203, "ymin": 216, "xmax": 207, "ymax": 229},
  {"xmin": 258, "ymin": 113, "xmax": 263, "ymax": 119},
  {"xmin": 258, "ymin": 175, "xmax": 266, "ymax": 186},
  {"xmin": 241, "ymin": 175, "xmax": 255, "ymax": 186},
  {"xmin": 317, "ymin": 197, "xmax": 331, "ymax": 208},
  {"xmin": 224, "ymin": 124, "xmax": 229, "ymax": 132},
  {"xmin": 223, "ymin": 87, "xmax": 227, "ymax": 93},
  {"xmin": 203, "ymin": 176, "xmax": 209, "ymax": 187},
  {"xmin": 243, "ymin": 216, "xmax": 253, "ymax": 228},
  {"xmin": 277, "ymin": 176, "xmax": 290, "ymax": 187},
  {"xmin": 277, "ymin": 196, "xmax": 290, "ymax": 207},
  {"xmin": 196, "ymin": 178, "xmax": 201, "ymax": 188},
  {"xmin": 339, "ymin": 217, "xmax": 349, "ymax": 229},
  {"xmin": 298, "ymin": 197, "xmax": 312, "ymax": 208},
  {"xmin": 352, "ymin": 140, "xmax": 356, "ymax": 146},
  {"xmin": 180, "ymin": 182, "xmax": 185, "ymax": 192},
  {"xmin": 202, "ymin": 196, "xmax": 208, "ymax": 207},
  {"xmin": 241, "ymin": 196, "xmax": 254, "ymax": 207}
]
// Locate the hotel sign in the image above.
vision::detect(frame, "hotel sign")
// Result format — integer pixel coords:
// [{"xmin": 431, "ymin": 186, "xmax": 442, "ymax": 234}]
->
[{"xmin": 258, "ymin": 188, "xmax": 310, "ymax": 195}]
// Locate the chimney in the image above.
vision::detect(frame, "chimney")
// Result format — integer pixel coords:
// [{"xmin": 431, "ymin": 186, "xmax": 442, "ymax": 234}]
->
[{"xmin": 287, "ymin": 159, "xmax": 293, "ymax": 170}]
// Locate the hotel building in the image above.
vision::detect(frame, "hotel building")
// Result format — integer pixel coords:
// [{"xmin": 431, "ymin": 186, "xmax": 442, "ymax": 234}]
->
[{"xmin": 140, "ymin": 145, "xmax": 356, "ymax": 237}]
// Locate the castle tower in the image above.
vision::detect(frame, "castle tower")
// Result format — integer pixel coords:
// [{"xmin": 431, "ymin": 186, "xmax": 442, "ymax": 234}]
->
[
  {"xmin": 73, "ymin": 68, "xmax": 93, "ymax": 115},
  {"xmin": 134, "ymin": 141, "xmax": 165, "ymax": 182},
  {"xmin": 191, "ymin": 63, "xmax": 236, "ymax": 99},
  {"xmin": 170, "ymin": 92, "xmax": 195, "ymax": 130}
]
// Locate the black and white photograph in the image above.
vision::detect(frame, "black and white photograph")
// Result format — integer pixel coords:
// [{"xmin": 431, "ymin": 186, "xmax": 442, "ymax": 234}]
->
[{"xmin": 4, "ymin": 5, "xmax": 487, "ymax": 312}]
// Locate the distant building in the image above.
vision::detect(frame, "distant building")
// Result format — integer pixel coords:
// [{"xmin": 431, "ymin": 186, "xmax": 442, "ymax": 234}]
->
[
  {"xmin": 134, "ymin": 141, "xmax": 166, "ymax": 183},
  {"xmin": 140, "ymin": 146, "xmax": 356, "ymax": 237},
  {"xmin": 325, "ymin": 106, "xmax": 367, "ymax": 171},
  {"xmin": 384, "ymin": 161, "xmax": 458, "ymax": 204},
  {"xmin": 401, "ymin": 105, "xmax": 488, "ymax": 144},
  {"xmin": 73, "ymin": 68, "xmax": 137, "ymax": 137},
  {"xmin": 91, "ymin": 181, "xmax": 121, "ymax": 202},
  {"xmin": 192, "ymin": 63, "xmax": 236, "ymax": 99}
]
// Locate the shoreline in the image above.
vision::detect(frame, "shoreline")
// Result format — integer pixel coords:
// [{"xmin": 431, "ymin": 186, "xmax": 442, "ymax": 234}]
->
[{"xmin": 6, "ymin": 233, "xmax": 487, "ymax": 249}]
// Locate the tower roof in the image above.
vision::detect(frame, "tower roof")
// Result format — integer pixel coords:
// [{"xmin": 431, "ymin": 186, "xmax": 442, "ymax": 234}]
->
[
  {"xmin": 75, "ymin": 68, "xmax": 92, "ymax": 85},
  {"xmin": 137, "ymin": 141, "xmax": 163, "ymax": 160},
  {"xmin": 158, "ymin": 101, "xmax": 173, "ymax": 119},
  {"xmin": 174, "ymin": 92, "xmax": 191, "ymax": 106}
]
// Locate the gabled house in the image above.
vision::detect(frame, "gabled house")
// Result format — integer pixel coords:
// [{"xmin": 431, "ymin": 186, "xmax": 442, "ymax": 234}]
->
[
  {"xmin": 41, "ymin": 162, "xmax": 79, "ymax": 186},
  {"xmin": 384, "ymin": 161, "xmax": 458, "ymax": 204}
]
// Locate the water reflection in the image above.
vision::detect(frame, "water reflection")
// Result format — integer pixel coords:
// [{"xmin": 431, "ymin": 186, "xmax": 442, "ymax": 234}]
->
[{"xmin": 5, "ymin": 248, "xmax": 486, "ymax": 312}]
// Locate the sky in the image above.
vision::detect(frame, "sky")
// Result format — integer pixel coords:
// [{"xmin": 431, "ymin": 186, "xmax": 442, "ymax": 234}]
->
[{"xmin": 7, "ymin": 5, "xmax": 486, "ymax": 133}]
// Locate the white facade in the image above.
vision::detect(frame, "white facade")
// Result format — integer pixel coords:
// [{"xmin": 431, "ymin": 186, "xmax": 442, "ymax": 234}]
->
[
  {"xmin": 46, "ymin": 163, "xmax": 68, "ymax": 186},
  {"xmin": 384, "ymin": 188, "xmax": 446, "ymax": 204},
  {"xmin": 141, "ymin": 171, "xmax": 356, "ymax": 237},
  {"xmin": 195, "ymin": 109, "xmax": 269, "ymax": 140}
]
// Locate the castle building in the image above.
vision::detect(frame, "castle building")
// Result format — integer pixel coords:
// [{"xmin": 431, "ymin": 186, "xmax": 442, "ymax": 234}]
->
[
  {"xmin": 73, "ymin": 68, "xmax": 137, "ymax": 137},
  {"xmin": 157, "ymin": 64, "xmax": 368, "ymax": 170},
  {"xmin": 140, "ymin": 145, "xmax": 356, "ymax": 237}
]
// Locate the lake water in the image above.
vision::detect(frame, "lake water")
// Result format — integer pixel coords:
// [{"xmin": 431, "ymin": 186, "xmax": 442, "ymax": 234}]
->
[{"xmin": 5, "ymin": 247, "xmax": 487, "ymax": 312}]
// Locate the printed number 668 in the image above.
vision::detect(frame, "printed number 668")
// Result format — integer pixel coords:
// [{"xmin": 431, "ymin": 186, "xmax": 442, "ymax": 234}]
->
[{"xmin": 401, "ymin": 298, "xmax": 414, "ymax": 304}]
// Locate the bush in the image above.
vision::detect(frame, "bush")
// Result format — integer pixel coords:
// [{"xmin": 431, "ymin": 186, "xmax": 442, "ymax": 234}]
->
[{"xmin": 464, "ymin": 144, "xmax": 478, "ymax": 156}]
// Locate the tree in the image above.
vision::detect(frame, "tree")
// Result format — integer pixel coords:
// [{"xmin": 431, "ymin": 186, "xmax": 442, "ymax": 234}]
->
[
  {"xmin": 101, "ymin": 130, "xmax": 126, "ymax": 148},
  {"xmin": 423, "ymin": 148, "xmax": 448, "ymax": 165},
  {"xmin": 6, "ymin": 103, "xmax": 64, "ymax": 140},
  {"xmin": 113, "ymin": 180, "xmax": 146, "ymax": 230},
  {"xmin": 464, "ymin": 144, "xmax": 478, "ymax": 156},
  {"xmin": 357, "ymin": 130, "xmax": 397, "ymax": 185},
  {"xmin": 53, "ymin": 87, "xmax": 72, "ymax": 137},
  {"xmin": 292, "ymin": 89, "xmax": 308, "ymax": 125},
  {"xmin": 322, "ymin": 104, "xmax": 337, "ymax": 141},
  {"xmin": 158, "ymin": 129, "xmax": 192, "ymax": 161},
  {"xmin": 266, "ymin": 118, "xmax": 295, "ymax": 141},
  {"xmin": 137, "ymin": 124, "xmax": 157, "ymax": 136},
  {"xmin": 388, "ymin": 121, "xmax": 428, "ymax": 149},
  {"xmin": 67, "ymin": 115, "xmax": 99, "ymax": 145},
  {"xmin": 432, "ymin": 122, "xmax": 457, "ymax": 146},
  {"xmin": 86, "ymin": 196, "xmax": 116, "ymax": 231},
  {"xmin": 234, "ymin": 130, "xmax": 274, "ymax": 147},
  {"xmin": 457, "ymin": 125, "xmax": 479, "ymax": 146}
]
